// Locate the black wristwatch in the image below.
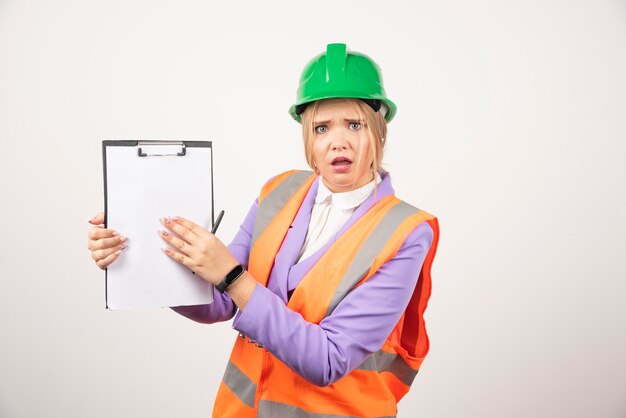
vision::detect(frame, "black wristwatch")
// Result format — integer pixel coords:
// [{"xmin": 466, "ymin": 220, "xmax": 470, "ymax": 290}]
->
[{"xmin": 216, "ymin": 264, "xmax": 246, "ymax": 293}]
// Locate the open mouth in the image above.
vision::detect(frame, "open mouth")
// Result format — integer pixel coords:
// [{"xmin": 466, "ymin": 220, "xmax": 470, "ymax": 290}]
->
[
  {"xmin": 330, "ymin": 156, "xmax": 353, "ymax": 173},
  {"xmin": 331, "ymin": 156, "xmax": 353, "ymax": 166}
]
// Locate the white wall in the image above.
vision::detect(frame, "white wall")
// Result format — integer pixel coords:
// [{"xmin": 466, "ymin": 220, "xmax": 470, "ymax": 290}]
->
[{"xmin": 0, "ymin": 1, "xmax": 624, "ymax": 417}]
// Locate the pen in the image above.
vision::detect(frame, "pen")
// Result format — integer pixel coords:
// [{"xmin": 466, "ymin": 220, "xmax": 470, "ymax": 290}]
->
[{"xmin": 211, "ymin": 210, "xmax": 225, "ymax": 234}]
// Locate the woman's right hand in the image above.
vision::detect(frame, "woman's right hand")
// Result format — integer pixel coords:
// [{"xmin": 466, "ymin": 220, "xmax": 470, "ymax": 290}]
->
[{"xmin": 87, "ymin": 211, "xmax": 128, "ymax": 269}]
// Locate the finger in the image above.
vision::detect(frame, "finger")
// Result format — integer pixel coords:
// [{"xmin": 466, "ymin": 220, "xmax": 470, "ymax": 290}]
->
[
  {"xmin": 158, "ymin": 230, "xmax": 195, "ymax": 257},
  {"xmin": 161, "ymin": 216, "xmax": 204, "ymax": 244},
  {"xmin": 89, "ymin": 234, "xmax": 127, "ymax": 251},
  {"xmin": 161, "ymin": 246, "xmax": 194, "ymax": 268},
  {"xmin": 96, "ymin": 248, "xmax": 123, "ymax": 270},
  {"xmin": 172, "ymin": 215, "xmax": 210, "ymax": 237},
  {"xmin": 91, "ymin": 242, "xmax": 128, "ymax": 261},
  {"xmin": 88, "ymin": 227, "xmax": 120, "ymax": 241},
  {"xmin": 88, "ymin": 212, "xmax": 105, "ymax": 225}
]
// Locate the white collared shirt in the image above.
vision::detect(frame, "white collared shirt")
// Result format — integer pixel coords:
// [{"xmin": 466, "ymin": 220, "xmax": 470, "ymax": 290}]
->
[{"xmin": 297, "ymin": 173, "xmax": 381, "ymax": 262}]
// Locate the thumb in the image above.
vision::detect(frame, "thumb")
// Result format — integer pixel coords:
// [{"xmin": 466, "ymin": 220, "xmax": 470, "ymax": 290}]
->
[{"xmin": 88, "ymin": 211, "xmax": 105, "ymax": 225}]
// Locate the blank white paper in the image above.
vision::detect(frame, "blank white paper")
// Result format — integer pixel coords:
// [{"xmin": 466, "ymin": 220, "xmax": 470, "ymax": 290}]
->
[{"xmin": 104, "ymin": 141, "xmax": 214, "ymax": 310}]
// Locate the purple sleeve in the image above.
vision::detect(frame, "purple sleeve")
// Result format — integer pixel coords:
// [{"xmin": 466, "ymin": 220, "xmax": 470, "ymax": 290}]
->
[
  {"xmin": 169, "ymin": 199, "xmax": 259, "ymax": 324},
  {"xmin": 232, "ymin": 221, "xmax": 434, "ymax": 386}
]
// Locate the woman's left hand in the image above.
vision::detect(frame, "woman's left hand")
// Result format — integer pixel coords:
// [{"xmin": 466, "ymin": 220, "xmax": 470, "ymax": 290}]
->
[{"xmin": 158, "ymin": 215, "xmax": 239, "ymax": 285}]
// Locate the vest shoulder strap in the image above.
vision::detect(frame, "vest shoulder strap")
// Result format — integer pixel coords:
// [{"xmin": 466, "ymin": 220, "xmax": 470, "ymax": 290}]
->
[
  {"xmin": 249, "ymin": 170, "xmax": 316, "ymax": 286},
  {"xmin": 252, "ymin": 170, "xmax": 314, "ymax": 247}
]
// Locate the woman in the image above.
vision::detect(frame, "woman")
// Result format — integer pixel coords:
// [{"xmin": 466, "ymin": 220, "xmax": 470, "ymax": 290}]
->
[{"xmin": 87, "ymin": 43, "xmax": 440, "ymax": 417}]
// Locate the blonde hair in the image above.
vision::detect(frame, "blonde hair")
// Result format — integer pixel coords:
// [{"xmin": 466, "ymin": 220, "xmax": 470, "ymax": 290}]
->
[{"xmin": 300, "ymin": 98, "xmax": 387, "ymax": 188}]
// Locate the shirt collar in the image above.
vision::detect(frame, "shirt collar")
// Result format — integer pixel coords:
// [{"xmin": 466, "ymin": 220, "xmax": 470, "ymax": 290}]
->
[{"xmin": 315, "ymin": 172, "xmax": 382, "ymax": 210}]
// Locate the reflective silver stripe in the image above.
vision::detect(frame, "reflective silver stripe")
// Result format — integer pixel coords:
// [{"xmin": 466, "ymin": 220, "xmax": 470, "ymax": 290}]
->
[
  {"xmin": 325, "ymin": 201, "xmax": 420, "ymax": 317},
  {"xmin": 259, "ymin": 400, "xmax": 395, "ymax": 418},
  {"xmin": 222, "ymin": 361, "xmax": 256, "ymax": 408},
  {"xmin": 357, "ymin": 350, "xmax": 418, "ymax": 387},
  {"xmin": 251, "ymin": 170, "xmax": 314, "ymax": 247}
]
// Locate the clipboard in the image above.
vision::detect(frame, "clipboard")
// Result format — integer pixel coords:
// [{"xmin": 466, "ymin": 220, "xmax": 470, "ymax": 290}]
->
[{"xmin": 102, "ymin": 140, "xmax": 215, "ymax": 310}]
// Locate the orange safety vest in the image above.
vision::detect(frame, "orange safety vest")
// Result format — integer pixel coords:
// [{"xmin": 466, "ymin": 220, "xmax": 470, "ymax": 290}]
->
[{"xmin": 213, "ymin": 170, "xmax": 440, "ymax": 417}]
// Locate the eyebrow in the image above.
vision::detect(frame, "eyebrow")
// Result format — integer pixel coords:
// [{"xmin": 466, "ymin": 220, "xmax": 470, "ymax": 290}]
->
[{"xmin": 313, "ymin": 118, "xmax": 364, "ymax": 125}]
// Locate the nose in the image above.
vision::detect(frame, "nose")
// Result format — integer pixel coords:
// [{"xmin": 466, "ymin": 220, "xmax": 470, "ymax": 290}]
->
[{"xmin": 330, "ymin": 132, "xmax": 349, "ymax": 151}]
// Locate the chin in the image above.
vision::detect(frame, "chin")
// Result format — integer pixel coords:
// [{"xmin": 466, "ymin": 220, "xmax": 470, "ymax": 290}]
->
[{"xmin": 322, "ymin": 177, "xmax": 357, "ymax": 192}]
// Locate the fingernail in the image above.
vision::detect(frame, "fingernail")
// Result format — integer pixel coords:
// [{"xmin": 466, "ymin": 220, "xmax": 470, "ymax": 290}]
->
[
  {"xmin": 114, "ymin": 249, "xmax": 122, "ymax": 255},
  {"xmin": 120, "ymin": 243, "xmax": 127, "ymax": 250},
  {"xmin": 112, "ymin": 231, "xmax": 120, "ymax": 236},
  {"xmin": 120, "ymin": 236, "xmax": 128, "ymax": 243},
  {"xmin": 171, "ymin": 215, "xmax": 179, "ymax": 221}
]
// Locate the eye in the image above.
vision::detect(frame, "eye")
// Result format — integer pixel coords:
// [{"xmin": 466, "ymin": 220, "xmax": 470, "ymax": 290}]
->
[
  {"xmin": 315, "ymin": 125, "xmax": 328, "ymax": 134},
  {"xmin": 348, "ymin": 122, "xmax": 362, "ymax": 130}
]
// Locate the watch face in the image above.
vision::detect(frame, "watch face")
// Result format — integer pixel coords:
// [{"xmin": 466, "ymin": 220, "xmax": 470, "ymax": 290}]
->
[
  {"xmin": 226, "ymin": 265, "xmax": 244, "ymax": 283},
  {"xmin": 217, "ymin": 265, "xmax": 244, "ymax": 293}
]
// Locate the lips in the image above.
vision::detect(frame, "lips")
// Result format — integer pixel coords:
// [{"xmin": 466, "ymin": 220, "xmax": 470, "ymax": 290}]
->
[
  {"xmin": 331, "ymin": 156, "xmax": 353, "ymax": 166},
  {"xmin": 330, "ymin": 156, "xmax": 353, "ymax": 173}
]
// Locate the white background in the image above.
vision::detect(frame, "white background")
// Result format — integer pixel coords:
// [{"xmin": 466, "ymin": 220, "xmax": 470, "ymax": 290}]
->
[{"xmin": 1, "ymin": 1, "xmax": 625, "ymax": 417}]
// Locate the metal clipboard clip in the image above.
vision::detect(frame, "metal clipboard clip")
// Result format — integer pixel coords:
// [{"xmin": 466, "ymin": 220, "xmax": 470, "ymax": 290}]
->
[{"xmin": 137, "ymin": 141, "xmax": 186, "ymax": 157}]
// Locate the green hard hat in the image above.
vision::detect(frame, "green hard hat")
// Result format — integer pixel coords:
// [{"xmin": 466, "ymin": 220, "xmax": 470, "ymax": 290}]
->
[{"xmin": 289, "ymin": 43, "xmax": 397, "ymax": 123}]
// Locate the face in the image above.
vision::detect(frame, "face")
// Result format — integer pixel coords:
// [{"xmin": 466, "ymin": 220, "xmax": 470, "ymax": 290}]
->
[{"xmin": 311, "ymin": 99, "xmax": 374, "ymax": 193}]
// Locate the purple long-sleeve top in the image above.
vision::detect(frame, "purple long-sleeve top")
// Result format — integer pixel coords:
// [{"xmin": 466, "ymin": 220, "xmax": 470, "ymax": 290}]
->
[{"xmin": 172, "ymin": 171, "xmax": 434, "ymax": 386}]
